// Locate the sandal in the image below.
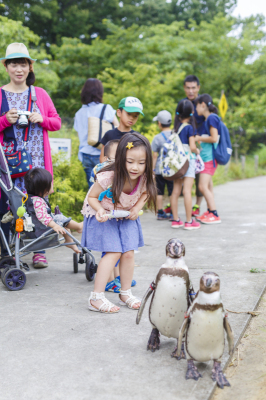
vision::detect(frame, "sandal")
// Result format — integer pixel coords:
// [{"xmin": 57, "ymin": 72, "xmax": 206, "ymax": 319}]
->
[
  {"xmin": 118, "ymin": 289, "xmax": 141, "ymax": 310},
  {"xmin": 88, "ymin": 292, "xmax": 119, "ymax": 313}
]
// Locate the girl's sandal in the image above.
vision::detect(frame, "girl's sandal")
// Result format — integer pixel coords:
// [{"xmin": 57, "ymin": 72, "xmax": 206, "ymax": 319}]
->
[
  {"xmin": 118, "ymin": 289, "xmax": 141, "ymax": 310},
  {"xmin": 88, "ymin": 292, "xmax": 119, "ymax": 313}
]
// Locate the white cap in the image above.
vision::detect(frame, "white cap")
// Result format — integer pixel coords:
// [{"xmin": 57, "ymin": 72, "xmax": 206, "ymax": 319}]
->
[{"xmin": 153, "ymin": 110, "xmax": 172, "ymax": 125}]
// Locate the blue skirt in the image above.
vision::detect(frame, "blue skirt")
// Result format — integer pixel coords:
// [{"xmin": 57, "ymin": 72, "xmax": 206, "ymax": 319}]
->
[{"xmin": 81, "ymin": 216, "xmax": 144, "ymax": 253}]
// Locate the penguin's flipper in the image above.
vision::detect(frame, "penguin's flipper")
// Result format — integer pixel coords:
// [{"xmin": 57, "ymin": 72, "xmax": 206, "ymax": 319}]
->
[
  {"xmin": 224, "ymin": 315, "xmax": 234, "ymax": 355},
  {"xmin": 136, "ymin": 281, "xmax": 155, "ymax": 325},
  {"xmin": 177, "ymin": 317, "xmax": 189, "ymax": 356}
]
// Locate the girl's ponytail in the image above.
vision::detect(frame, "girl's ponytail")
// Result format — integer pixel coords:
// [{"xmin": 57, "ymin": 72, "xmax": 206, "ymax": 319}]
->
[
  {"xmin": 196, "ymin": 94, "xmax": 218, "ymax": 114},
  {"xmin": 174, "ymin": 99, "xmax": 196, "ymax": 133}
]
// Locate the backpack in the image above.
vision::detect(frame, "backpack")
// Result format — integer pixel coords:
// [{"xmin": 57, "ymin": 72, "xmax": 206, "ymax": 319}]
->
[
  {"xmin": 205, "ymin": 115, "xmax": 232, "ymax": 166},
  {"xmin": 159, "ymin": 123, "xmax": 189, "ymax": 181}
]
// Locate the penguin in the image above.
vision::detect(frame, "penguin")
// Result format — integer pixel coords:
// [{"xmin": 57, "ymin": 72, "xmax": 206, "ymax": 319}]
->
[
  {"xmin": 177, "ymin": 272, "xmax": 234, "ymax": 389},
  {"xmin": 136, "ymin": 238, "xmax": 194, "ymax": 359}
]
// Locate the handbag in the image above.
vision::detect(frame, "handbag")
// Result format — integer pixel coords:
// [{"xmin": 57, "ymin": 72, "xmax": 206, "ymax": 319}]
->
[
  {"xmin": 195, "ymin": 154, "xmax": 205, "ymax": 174},
  {"xmin": 3, "ymin": 86, "xmax": 35, "ymax": 179},
  {"xmin": 87, "ymin": 104, "xmax": 114, "ymax": 149}
]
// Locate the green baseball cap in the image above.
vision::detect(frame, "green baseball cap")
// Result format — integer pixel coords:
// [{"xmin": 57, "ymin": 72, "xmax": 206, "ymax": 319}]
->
[{"xmin": 118, "ymin": 97, "xmax": 144, "ymax": 116}]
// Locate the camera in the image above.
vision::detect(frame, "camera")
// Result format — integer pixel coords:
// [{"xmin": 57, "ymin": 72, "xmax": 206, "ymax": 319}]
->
[{"xmin": 17, "ymin": 111, "xmax": 31, "ymax": 127}]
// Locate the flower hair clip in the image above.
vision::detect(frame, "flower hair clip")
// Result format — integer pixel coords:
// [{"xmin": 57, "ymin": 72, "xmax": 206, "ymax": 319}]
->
[{"xmin": 126, "ymin": 142, "xmax": 134, "ymax": 149}]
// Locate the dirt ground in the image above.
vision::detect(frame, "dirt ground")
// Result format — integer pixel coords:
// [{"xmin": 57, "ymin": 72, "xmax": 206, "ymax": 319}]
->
[{"xmin": 213, "ymin": 291, "xmax": 266, "ymax": 400}]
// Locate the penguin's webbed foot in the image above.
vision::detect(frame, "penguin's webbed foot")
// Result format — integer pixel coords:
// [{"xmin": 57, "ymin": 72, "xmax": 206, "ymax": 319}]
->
[
  {"xmin": 211, "ymin": 361, "xmax": 230, "ymax": 389},
  {"xmin": 186, "ymin": 360, "xmax": 202, "ymax": 381},
  {"xmin": 147, "ymin": 328, "xmax": 160, "ymax": 352},
  {"xmin": 171, "ymin": 341, "xmax": 186, "ymax": 360}
]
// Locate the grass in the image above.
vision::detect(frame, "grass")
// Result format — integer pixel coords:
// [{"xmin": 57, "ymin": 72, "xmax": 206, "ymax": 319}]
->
[{"xmin": 49, "ymin": 125, "xmax": 266, "ymax": 219}]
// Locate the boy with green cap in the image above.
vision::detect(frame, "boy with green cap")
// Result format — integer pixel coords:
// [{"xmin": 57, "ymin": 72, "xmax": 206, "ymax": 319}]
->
[{"xmin": 99, "ymin": 96, "xmax": 144, "ymax": 162}]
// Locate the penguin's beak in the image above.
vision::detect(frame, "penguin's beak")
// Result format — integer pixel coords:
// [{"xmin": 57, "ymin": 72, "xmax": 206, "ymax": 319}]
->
[{"xmin": 206, "ymin": 278, "xmax": 212, "ymax": 288}]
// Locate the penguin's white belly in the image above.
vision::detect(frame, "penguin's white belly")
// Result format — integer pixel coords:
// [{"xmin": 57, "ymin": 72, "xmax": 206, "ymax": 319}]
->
[
  {"xmin": 186, "ymin": 309, "xmax": 225, "ymax": 362},
  {"xmin": 150, "ymin": 275, "xmax": 187, "ymax": 338}
]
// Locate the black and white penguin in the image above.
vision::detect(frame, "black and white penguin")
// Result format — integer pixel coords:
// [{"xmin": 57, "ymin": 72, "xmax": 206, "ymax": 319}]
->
[
  {"xmin": 136, "ymin": 238, "xmax": 194, "ymax": 358},
  {"xmin": 177, "ymin": 272, "xmax": 234, "ymax": 389}
]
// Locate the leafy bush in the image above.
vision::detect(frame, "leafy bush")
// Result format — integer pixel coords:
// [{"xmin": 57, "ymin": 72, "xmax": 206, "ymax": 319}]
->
[{"xmin": 49, "ymin": 126, "xmax": 88, "ymax": 222}]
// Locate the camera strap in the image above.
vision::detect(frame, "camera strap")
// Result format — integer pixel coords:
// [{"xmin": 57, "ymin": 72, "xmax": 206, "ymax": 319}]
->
[{"xmin": 23, "ymin": 86, "xmax": 33, "ymax": 145}]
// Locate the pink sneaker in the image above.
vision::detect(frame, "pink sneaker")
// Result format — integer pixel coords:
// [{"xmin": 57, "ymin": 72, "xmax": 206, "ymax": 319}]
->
[
  {"xmin": 196, "ymin": 211, "xmax": 210, "ymax": 221},
  {"xmin": 184, "ymin": 219, "xmax": 201, "ymax": 230},
  {"xmin": 32, "ymin": 254, "xmax": 48, "ymax": 268},
  {"xmin": 200, "ymin": 213, "xmax": 221, "ymax": 224},
  {"xmin": 171, "ymin": 219, "xmax": 184, "ymax": 229},
  {"xmin": 192, "ymin": 205, "xmax": 200, "ymax": 217}
]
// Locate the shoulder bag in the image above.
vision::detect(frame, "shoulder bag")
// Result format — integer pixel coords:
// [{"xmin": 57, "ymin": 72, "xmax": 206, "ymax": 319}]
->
[{"xmin": 87, "ymin": 104, "xmax": 114, "ymax": 149}]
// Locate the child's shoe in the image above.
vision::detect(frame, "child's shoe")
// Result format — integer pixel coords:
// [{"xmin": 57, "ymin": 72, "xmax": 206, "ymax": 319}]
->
[
  {"xmin": 163, "ymin": 203, "xmax": 172, "ymax": 214},
  {"xmin": 105, "ymin": 280, "xmax": 120, "ymax": 293},
  {"xmin": 192, "ymin": 204, "xmax": 200, "ymax": 217},
  {"xmin": 32, "ymin": 253, "xmax": 48, "ymax": 268},
  {"xmin": 115, "ymin": 276, "xmax": 136, "ymax": 287},
  {"xmin": 171, "ymin": 219, "xmax": 184, "ymax": 229},
  {"xmin": 157, "ymin": 210, "xmax": 171, "ymax": 220},
  {"xmin": 200, "ymin": 213, "xmax": 221, "ymax": 224},
  {"xmin": 184, "ymin": 219, "xmax": 201, "ymax": 230},
  {"xmin": 196, "ymin": 211, "xmax": 210, "ymax": 221}
]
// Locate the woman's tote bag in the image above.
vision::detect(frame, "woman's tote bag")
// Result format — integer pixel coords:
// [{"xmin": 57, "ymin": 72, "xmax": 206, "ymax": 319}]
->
[{"xmin": 87, "ymin": 104, "xmax": 114, "ymax": 149}]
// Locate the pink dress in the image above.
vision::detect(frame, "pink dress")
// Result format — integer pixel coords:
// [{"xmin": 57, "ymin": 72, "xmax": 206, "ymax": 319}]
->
[
  {"xmin": 82, "ymin": 170, "xmax": 147, "ymax": 218},
  {"xmin": 81, "ymin": 171, "xmax": 146, "ymax": 253}
]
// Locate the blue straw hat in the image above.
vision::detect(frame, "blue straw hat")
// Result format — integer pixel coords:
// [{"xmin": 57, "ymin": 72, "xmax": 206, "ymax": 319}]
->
[{"xmin": 0, "ymin": 43, "xmax": 37, "ymax": 65}]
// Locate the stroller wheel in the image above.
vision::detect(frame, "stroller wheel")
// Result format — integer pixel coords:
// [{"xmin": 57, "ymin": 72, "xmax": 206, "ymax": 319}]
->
[
  {"xmin": 3, "ymin": 268, "xmax": 27, "ymax": 291},
  {"xmin": 73, "ymin": 253, "xmax": 78, "ymax": 273},
  {"xmin": 85, "ymin": 253, "xmax": 97, "ymax": 282},
  {"xmin": 0, "ymin": 256, "xmax": 16, "ymax": 272},
  {"xmin": 1, "ymin": 266, "xmax": 12, "ymax": 284}
]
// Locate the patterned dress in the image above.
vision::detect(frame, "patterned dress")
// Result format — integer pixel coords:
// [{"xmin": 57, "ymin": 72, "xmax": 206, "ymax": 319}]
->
[{"xmin": 4, "ymin": 88, "xmax": 45, "ymax": 192}]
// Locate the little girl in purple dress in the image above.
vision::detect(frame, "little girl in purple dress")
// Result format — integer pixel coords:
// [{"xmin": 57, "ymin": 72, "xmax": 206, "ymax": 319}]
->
[{"xmin": 81, "ymin": 132, "xmax": 157, "ymax": 314}]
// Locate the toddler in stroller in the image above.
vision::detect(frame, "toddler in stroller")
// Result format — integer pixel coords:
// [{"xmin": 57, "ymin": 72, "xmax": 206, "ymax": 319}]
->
[
  {"xmin": 24, "ymin": 168, "xmax": 83, "ymax": 254},
  {"xmin": 0, "ymin": 144, "xmax": 97, "ymax": 291}
]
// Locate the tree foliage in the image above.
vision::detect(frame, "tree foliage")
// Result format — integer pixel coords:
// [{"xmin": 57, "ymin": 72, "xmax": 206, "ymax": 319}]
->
[
  {"xmin": 0, "ymin": 11, "xmax": 266, "ymax": 154},
  {"xmin": 48, "ymin": 14, "xmax": 266, "ymax": 154},
  {"xmin": 0, "ymin": 16, "xmax": 59, "ymax": 94},
  {"xmin": 0, "ymin": 0, "xmax": 236, "ymax": 45}
]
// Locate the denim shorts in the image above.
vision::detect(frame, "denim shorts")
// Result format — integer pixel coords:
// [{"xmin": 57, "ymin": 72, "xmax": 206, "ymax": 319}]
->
[{"xmin": 184, "ymin": 159, "xmax": 196, "ymax": 178}]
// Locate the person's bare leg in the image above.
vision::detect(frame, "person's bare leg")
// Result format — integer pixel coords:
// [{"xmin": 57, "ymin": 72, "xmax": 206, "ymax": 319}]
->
[
  {"xmin": 114, "ymin": 264, "xmax": 120, "ymax": 278},
  {"xmin": 183, "ymin": 177, "xmax": 194, "ymax": 221},
  {"xmin": 198, "ymin": 174, "xmax": 216, "ymax": 210},
  {"xmin": 209, "ymin": 177, "xmax": 214, "ymax": 196},
  {"xmin": 107, "ymin": 270, "xmax": 115, "ymax": 282},
  {"xmin": 63, "ymin": 229, "xmax": 81, "ymax": 253},
  {"xmin": 157, "ymin": 195, "xmax": 163, "ymax": 210},
  {"xmin": 196, "ymin": 196, "xmax": 203, "ymax": 207},
  {"xmin": 65, "ymin": 220, "xmax": 83, "ymax": 233},
  {"xmin": 170, "ymin": 179, "xmax": 183, "ymax": 221},
  {"xmin": 119, "ymin": 250, "xmax": 139, "ymax": 309},
  {"xmin": 91, "ymin": 252, "xmax": 121, "ymax": 311}
]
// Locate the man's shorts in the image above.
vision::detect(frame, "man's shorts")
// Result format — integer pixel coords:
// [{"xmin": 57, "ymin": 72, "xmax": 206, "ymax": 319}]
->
[{"xmin": 155, "ymin": 175, "xmax": 173, "ymax": 196}]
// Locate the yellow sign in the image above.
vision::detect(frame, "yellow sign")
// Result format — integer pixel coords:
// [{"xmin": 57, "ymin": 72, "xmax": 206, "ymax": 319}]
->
[{"xmin": 218, "ymin": 91, "xmax": 228, "ymax": 120}]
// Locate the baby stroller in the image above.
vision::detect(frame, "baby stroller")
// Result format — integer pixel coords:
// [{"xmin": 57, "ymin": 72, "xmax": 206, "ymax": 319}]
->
[{"xmin": 0, "ymin": 144, "xmax": 98, "ymax": 291}]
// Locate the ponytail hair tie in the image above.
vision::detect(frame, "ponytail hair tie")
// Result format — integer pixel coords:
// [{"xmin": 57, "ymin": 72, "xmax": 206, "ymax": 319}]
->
[
  {"xmin": 190, "ymin": 113, "xmax": 193, "ymax": 116},
  {"xmin": 176, "ymin": 112, "xmax": 179, "ymax": 115},
  {"xmin": 208, "ymin": 101, "xmax": 212, "ymax": 106}
]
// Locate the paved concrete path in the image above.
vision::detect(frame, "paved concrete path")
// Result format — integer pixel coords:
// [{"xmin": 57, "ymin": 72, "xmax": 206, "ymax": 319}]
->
[{"xmin": 1, "ymin": 177, "xmax": 265, "ymax": 400}]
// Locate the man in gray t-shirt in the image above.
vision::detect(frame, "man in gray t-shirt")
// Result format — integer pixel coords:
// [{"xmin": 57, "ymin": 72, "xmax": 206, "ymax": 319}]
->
[{"xmin": 151, "ymin": 110, "xmax": 173, "ymax": 220}]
